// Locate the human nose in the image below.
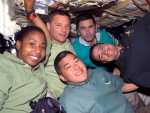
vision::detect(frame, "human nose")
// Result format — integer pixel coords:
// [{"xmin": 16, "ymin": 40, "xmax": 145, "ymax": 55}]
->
[
  {"xmin": 34, "ymin": 45, "xmax": 42, "ymax": 54},
  {"xmin": 101, "ymin": 47, "xmax": 107, "ymax": 54},
  {"xmin": 73, "ymin": 64, "xmax": 80, "ymax": 71},
  {"xmin": 62, "ymin": 26, "xmax": 69, "ymax": 33},
  {"xmin": 85, "ymin": 28, "xmax": 90, "ymax": 34},
  {"xmin": 103, "ymin": 50, "xmax": 109, "ymax": 58}
]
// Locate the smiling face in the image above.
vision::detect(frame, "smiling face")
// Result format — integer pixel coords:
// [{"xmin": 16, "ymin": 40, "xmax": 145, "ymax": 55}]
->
[
  {"xmin": 58, "ymin": 53, "xmax": 88, "ymax": 83},
  {"xmin": 16, "ymin": 31, "xmax": 46, "ymax": 67},
  {"xmin": 78, "ymin": 19, "xmax": 96, "ymax": 42},
  {"xmin": 48, "ymin": 15, "xmax": 70, "ymax": 43},
  {"xmin": 92, "ymin": 44, "xmax": 120, "ymax": 63}
]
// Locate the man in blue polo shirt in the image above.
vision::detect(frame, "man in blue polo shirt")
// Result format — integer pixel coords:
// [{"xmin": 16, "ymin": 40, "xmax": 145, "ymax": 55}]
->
[{"xmin": 71, "ymin": 14, "xmax": 118, "ymax": 69}]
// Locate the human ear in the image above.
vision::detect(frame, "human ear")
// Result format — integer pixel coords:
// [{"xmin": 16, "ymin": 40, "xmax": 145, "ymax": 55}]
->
[
  {"xmin": 59, "ymin": 75, "xmax": 67, "ymax": 82},
  {"xmin": 95, "ymin": 24, "xmax": 98, "ymax": 31},
  {"xmin": 77, "ymin": 29, "xmax": 80, "ymax": 35},
  {"xmin": 16, "ymin": 41, "xmax": 21, "ymax": 50},
  {"xmin": 46, "ymin": 22, "xmax": 50, "ymax": 31}
]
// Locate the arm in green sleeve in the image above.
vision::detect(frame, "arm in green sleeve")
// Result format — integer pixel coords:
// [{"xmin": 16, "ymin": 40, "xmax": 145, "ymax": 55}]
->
[{"xmin": 0, "ymin": 73, "xmax": 12, "ymax": 110}]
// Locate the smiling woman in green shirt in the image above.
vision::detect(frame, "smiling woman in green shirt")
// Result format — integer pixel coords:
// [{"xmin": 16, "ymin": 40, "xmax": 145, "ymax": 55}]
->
[{"xmin": 0, "ymin": 26, "xmax": 48, "ymax": 113}]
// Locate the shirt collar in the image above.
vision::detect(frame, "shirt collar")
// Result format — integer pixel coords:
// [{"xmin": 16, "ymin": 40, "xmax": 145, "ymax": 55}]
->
[
  {"xmin": 67, "ymin": 76, "xmax": 90, "ymax": 86},
  {"xmin": 4, "ymin": 51, "xmax": 41, "ymax": 71},
  {"xmin": 79, "ymin": 32, "xmax": 100, "ymax": 46}
]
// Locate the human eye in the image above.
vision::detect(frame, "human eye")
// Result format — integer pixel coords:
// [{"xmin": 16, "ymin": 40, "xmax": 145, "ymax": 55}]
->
[
  {"xmin": 55, "ymin": 24, "xmax": 62, "ymax": 29},
  {"xmin": 56, "ymin": 23, "xmax": 62, "ymax": 27},
  {"xmin": 101, "ymin": 47, "xmax": 105, "ymax": 52},
  {"xmin": 100, "ymin": 46, "xmax": 105, "ymax": 53},
  {"xmin": 65, "ymin": 25, "xmax": 70, "ymax": 29},
  {"xmin": 41, "ymin": 43, "xmax": 46, "ymax": 49},
  {"xmin": 29, "ymin": 41, "xmax": 36, "ymax": 48},
  {"xmin": 89, "ymin": 25, "xmax": 95, "ymax": 28},
  {"xmin": 98, "ymin": 54, "xmax": 102, "ymax": 61},
  {"xmin": 98, "ymin": 49, "xmax": 103, "ymax": 60},
  {"xmin": 64, "ymin": 65, "xmax": 71, "ymax": 70},
  {"xmin": 100, "ymin": 55, "xmax": 104, "ymax": 60},
  {"xmin": 56, "ymin": 24, "xmax": 61, "ymax": 27},
  {"xmin": 74, "ymin": 58, "xmax": 79, "ymax": 63},
  {"xmin": 80, "ymin": 26, "xmax": 86, "ymax": 30}
]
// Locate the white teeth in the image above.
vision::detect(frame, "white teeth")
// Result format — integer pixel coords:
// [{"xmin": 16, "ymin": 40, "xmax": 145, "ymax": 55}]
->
[
  {"xmin": 30, "ymin": 56, "xmax": 38, "ymax": 60},
  {"xmin": 75, "ymin": 70, "xmax": 82, "ymax": 75}
]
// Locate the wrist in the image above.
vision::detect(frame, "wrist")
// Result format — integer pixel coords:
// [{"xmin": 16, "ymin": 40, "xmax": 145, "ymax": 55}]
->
[{"xmin": 26, "ymin": 10, "xmax": 37, "ymax": 21}]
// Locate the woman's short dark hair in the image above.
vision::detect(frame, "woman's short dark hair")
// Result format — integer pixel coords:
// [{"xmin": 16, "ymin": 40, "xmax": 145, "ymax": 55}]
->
[
  {"xmin": 90, "ymin": 43, "xmax": 115, "ymax": 71},
  {"xmin": 90, "ymin": 43, "xmax": 109, "ymax": 66},
  {"xmin": 14, "ymin": 26, "xmax": 45, "ymax": 42},
  {"xmin": 54, "ymin": 51, "xmax": 73, "ymax": 75},
  {"xmin": 0, "ymin": 33, "xmax": 7, "ymax": 53}
]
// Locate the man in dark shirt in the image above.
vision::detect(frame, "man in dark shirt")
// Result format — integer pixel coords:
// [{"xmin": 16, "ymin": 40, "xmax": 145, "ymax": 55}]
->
[{"xmin": 90, "ymin": 12, "xmax": 150, "ymax": 88}]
